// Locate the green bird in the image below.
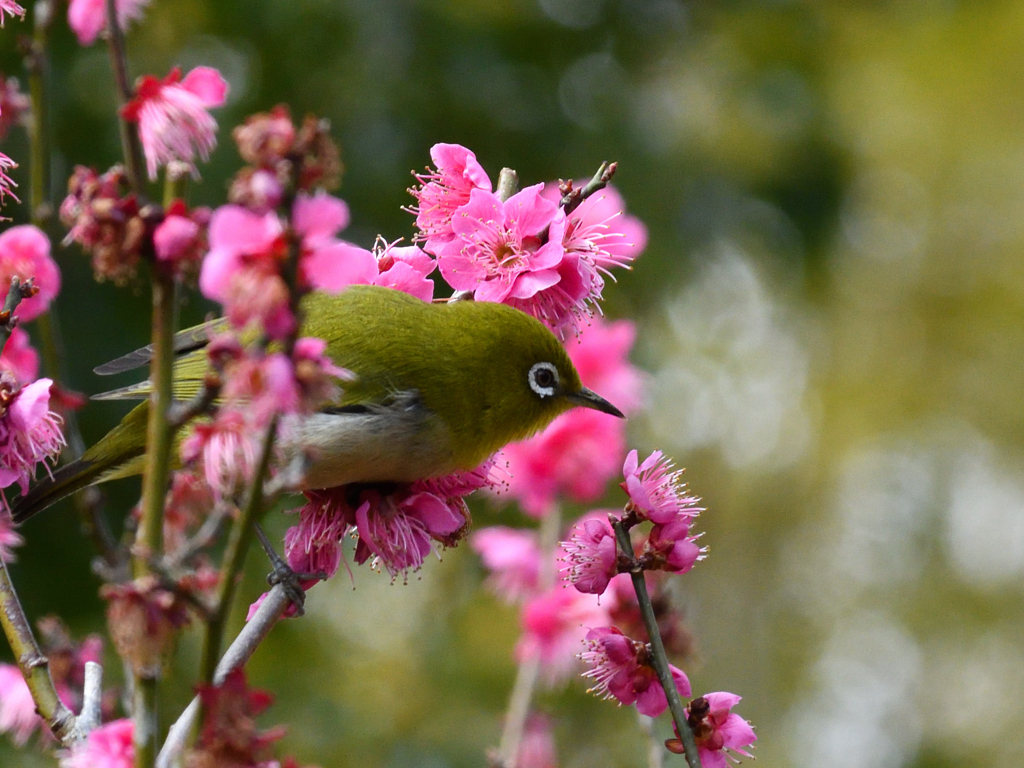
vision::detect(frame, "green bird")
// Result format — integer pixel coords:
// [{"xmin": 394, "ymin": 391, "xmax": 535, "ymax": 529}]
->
[{"xmin": 11, "ymin": 285, "xmax": 623, "ymax": 523}]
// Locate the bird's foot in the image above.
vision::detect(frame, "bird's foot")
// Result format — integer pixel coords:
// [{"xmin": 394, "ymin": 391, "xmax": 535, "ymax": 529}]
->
[{"xmin": 252, "ymin": 522, "xmax": 326, "ymax": 617}]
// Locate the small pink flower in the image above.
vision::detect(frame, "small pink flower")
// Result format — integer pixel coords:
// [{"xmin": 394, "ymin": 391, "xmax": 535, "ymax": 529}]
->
[
  {"xmin": 561, "ymin": 513, "xmax": 619, "ymax": 596},
  {"xmin": 438, "ymin": 184, "xmax": 566, "ymax": 304},
  {"xmin": 0, "ymin": 510, "xmax": 22, "ymax": 562},
  {"xmin": 621, "ymin": 450, "xmax": 703, "ymax": 525},
  {"xmin": 179, "ymin": 409, "xmax": 259, "ymax": 500},
  {"xmin": 153, "ymin": 212, "xmax": 200, "ymax": 265},
  {"xmin": 293, "ymin": 191, "xmax": 378, "ymax": 293},
  {"xmin": 0, "ymin": 76, "xmax": 31, "ymax": 142},
  {"xmin": 470, "ymin": 526, "xmax": 541, "ymax": 603},
  {"xmin": 0, "ymin": 663, "xmax": 39, "ymax": 745},
  {"xmin": 516, "ymin": 587, "xmax": 610, "ymax": 683},
  {"xmin": 354, "ymin": 490, "xmax": 468, "ymax": 580},
  {"xmin": 0, "ymin": 152, "xmax": 16, "ymax": 205},
  {"xmin": 1, "ymin": 327, "xmax": 38, "ymax": 384},
  {"xmin": 410, "ymin": 143, "xmax": 492, "ymax": 255},
  {"xmin": 580, "ymin": 626, "xmax": 690, "ymax": 717},
  {"xmin": 564, "ymin": 318, "xmax": 644, "ymax": 415},
  {"xmin": 0, "ymin": 377, "xmax": 65, "ymax": 509},
  {"xmin": 544, "ymin": 182, "xmax": 647, "ymax": 270},
  {"xmin": 373, "ymin": 241, "xmax": 436, "ymax": 302},
  {"xmin": 283, "ymin": 489, "xmax": 354, "ymax": 581},
  {"xmin": 122, "ymin": 66, "xmax": 228, "ymax": 180},
  {"xmin": 644, "ymin": 518, "xmax": 704, "ymax": 575},
  {"xmin": 67, "ymin": 0, "xmax": 149, "ymax": 46},
  {"xmin": 518, "ymin": 714, "xmax": 557, "ymax": 768},
  {"xmin": 670, "ymin": 693, "xmax": 756, "ymax": 768},
  {"xmin": 60, "ymin": 718, "xmax": 134, "ymax": 768},
  {"xmin": 0, "ymin": 225, "xmax": 61, "ymax": 321},
  {"xmin": 0, "ymin": 0, "xmax": 24, "ymax": 26}
]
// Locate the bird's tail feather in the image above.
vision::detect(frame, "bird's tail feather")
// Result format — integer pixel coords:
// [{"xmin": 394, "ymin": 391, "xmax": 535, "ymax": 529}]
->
[{"xmin": 10, "ymin": 403, "xmax": 149, "ymax": 524}]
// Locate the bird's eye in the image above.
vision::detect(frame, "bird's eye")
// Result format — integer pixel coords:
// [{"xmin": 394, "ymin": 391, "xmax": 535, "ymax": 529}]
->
[{"xmin": 529, "ymin": 362, "xmax": 559, "ymax": 398}]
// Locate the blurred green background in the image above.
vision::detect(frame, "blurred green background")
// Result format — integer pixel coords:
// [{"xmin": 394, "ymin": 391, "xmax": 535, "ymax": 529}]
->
[{"xmin": 4, "ymin": 0, "xmax": 1024, "ymax": 766}]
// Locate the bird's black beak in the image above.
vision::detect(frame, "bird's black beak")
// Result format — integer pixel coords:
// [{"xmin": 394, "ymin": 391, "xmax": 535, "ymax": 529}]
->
[{"xmin": 567, "ymin": 387, "xmax": 625, "ymax": 418}]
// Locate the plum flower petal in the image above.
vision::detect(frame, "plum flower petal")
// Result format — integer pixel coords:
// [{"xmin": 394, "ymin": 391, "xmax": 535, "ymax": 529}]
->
[
  {"xmin": 67, "ymin": 0, "xmax": 149, "ymax": 46},
  {"xmin": 0, "ymin": 0, "xmax": 25, "ymax": 27},
  {"xmin": 410, "ymin": 142, "xmax": 492, "ymax": 254},
  {"xmin": 1, "ymin": 327, "xmax": 38, "ymax": 385},
  {"xmin": 517, "ymin": 587, "xmax": 610, "ymax": 683},
  {"xmin": 0, "ymin": 225, "xmax": 60, "ymax": 322},
  {"xmin": 179, "ymin": 409, "xmax": 259, "ymax": 500},
  {"xmin": 580, "ymin": 626, "xmax": 690, "ymax": 717},
  {"xmin": 669, "ymin": 692, "xmax": 756, "ymax": 768},
  {"xmin": 561, "ymin": 513, "xmax": 619, "ymax": 595},
  {"xmin": 0, "ymin": 663, "xmax": 39, "ymax": 745},
  {"xmin": 0, "ymin": 377, "xmax": 65, "ymax": 509},
  {"xmin": 122, "ymin": 66, "xmax": 228, "ymax": 180},
  {"xmin": 470, "ymin": 526, "xmax": 541, "ymax": 603},
  {"xmin": 59, "ymin": 718, "xmax": 134, "ymax": 768},
  {"xmin": 621, "ymin": 449, "xmax": 704, "ymax": 525}
]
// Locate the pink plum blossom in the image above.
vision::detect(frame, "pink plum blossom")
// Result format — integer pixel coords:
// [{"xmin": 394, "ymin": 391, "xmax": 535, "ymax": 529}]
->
[
  {"xmin": 0, "ymin": 152, "xmax": 16, "ymax": 205},
  {"xmin": 543, "ymin": 182, "xmax": 647, "ymax": 269},
  {"xmin": 644, "ymin": 518, "xmax": 704, "ymax": 575},
  {"xmin": 0, "ymin": 377, "xmax": 64, "ymax": 511},
  {"xmin": 122, "ymin": 66, "xmax": 228, "ymax": 180},
  {"xmin": 670, "ymin": 693, "xmax": 756, "ymax": 768},
  {"xmin": 580, "ymin": 626, "xmax": 690, "ymax": 717},
  {"xmin": 0, "ymin": 663, "xmax": 39, "ymax": 745},
  {"xmin": 518, "ymin": 714, "xmax": 557, "ymax": 768},
  {"xmin": 0, "ymin": 0, "xmax": 24, "ymax": 26},
  {"xmin": 516, "ymin": 587, "xmax": 611, "ymax": 683},
  {"xmin": 470, "ymin": 526, "xmax": 541, "ymax": 603},
  {"xmin": 180, "ymin": 409, "xmax": 259, "ymax": 500},
  {"xmin": 410, "ymin": 143, "xmax": 492, "ymax": 255},
  {"xmin": 372, "ymin": 241, "xmax": 436, "ymax": 302},
  {"xmin": 622, "ymin": 449, "xmax": 703, "ymax": 525},
  {"xmin": 60, "ymin": 718, "xmax": 134, "ymax": 768},
  {"xmin": 283, "ymin": 489, "xmax": 353, "ymax": 581},
  {"xmin": 437, "ymin": 184, "xmax": 566, "ymax": 306},
  {"xmin": 1, "ymin": 327, "xmax": 38, "ymax": 384},
  {"xmin": 561, "ymin": 512, "xmax": 619, "ymax": 595},
  {"xmin": 0, "ymin": 225, "xmax": 60, "ymax": 321},
  {"xmin": 153, "ymin": 211, "xmax": 201, "ymax": 270},
  {"xmin": 67, "ymin": 0, "xmax": 149, "ymax": 46}
]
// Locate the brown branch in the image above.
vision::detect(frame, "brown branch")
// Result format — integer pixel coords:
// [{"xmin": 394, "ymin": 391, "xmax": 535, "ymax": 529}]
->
[{"xmin": 559, "ymin": 161, "xmax": 618, "ymax": 216}]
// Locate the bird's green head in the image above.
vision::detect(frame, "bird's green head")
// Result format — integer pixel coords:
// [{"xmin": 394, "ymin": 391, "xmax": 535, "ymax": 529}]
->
[{"xmin": 444, "ymin": 300, "xmax": 624, "ymax": 463}]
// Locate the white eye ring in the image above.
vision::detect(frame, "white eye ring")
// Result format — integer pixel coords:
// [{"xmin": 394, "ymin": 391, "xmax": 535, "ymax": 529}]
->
[{"xmin": 529, "ymin": 362, "xmax": 559, "ymax": 398}]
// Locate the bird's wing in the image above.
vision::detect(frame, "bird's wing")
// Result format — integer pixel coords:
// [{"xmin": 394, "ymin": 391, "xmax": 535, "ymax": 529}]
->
[{"xmin": 93, "ymin": 319, "xmax": 227, "ymax": 376}]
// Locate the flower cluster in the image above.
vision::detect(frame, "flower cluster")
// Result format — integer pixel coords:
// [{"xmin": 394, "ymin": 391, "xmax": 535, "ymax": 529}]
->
[
  {"xmin": 230, "ymin": 106, "xmax": 343, "ymax": 208},
  {"xmin": 408, "ymin": 143, "xmax": 646, "ymax": 336},
  {"xmin": 121, "ymin": 66, "xmax": 228, "ymax": 181},
  {"xmin": 666, "ymin": 693, "xmax": 757, "ymax": 768},
  {"xmin": 60, "ymin": 165, "xmax": 147, "ymax": 283}
]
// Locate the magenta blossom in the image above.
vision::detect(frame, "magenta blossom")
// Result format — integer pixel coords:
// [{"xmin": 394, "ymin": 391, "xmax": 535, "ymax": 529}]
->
[
  {"xmin": 1, "ymin": 327, "xmax": 38, "ymax": 384},
  {"xmin": 670, "ymin": 692, "xmax": 756, "ymax": 768},
  {"xmin": 516, "ymin": 587, "xmax": 611, "ymax": 683},
  {"xmin": 470, "ymin": 526, "xmax": 541, "ymax": 603},
  {"xmin": 59, "ymin": 718, "xmax": 134, "ymax": 768},
  {"xmin": 621, "ymin": 449, "xmax": 704, "ymax": 525},
  {"xmin": 0, "ymin": 377, "xmax": 64, "ymax": 511},
  {"xmin": 373, "ymin": 241, "xmax": 437, "ymax": 302},
  {"xmin": 561, "ymin": 512, "xmax": 619, "ymax": 596},
  {"xmin": 410, "ymin": 143, "xmax": 492, "ymax": 255},
  {"xmin": 644, "ymin": 518, "xmax": 704, "ymax": 575},
  {"xmin": 580, "ymin": 626, "xmax": 691, "ymax": 717},
  {"xmin": 437, "ymin": 184, "xmax": 566, "ymax": 305},
  {"xmin": 0, "ymin": 225, "xmax": 61, "ymax": 321},
  {"xmin": 544, "ymin": 182, "xmax": 647, "ymax": 270},
  {"xmin": 67, "ymin": 0, "xmax": 149, "ymax": 46},
  {"xmin": 0, "ymin": 663, "xmax": 38, "ymax": 745},
  {"xmin": 122, "ymin": 66, "xmax": 228, "ymax": 180},
  {"xmin": 180, "ymin": 409, "xmax": 259, "ymax": 500},
  {"xmin": 0, "ymin": 0, "xmax": 24, "ymax": 26},
  {"xmin": 283, "ymin": 489, "xmax": 353, "ymax": 582}
]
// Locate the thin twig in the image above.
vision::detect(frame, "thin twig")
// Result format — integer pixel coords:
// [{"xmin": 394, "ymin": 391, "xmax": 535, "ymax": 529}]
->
[
  {"xmin": 0, "ymin": 556, "xmax": 81, "ymax": 745},
  {"xmin": 559, "ymin": 161, "xmax": 617, "ymax": 216},
  {"xmin": 612, "ymin": 519, "xmax": 702, "ymax": 768},
  {"xmin": 495, "ymin": 506, "xmax": 561, "ymax": 767},
  {"xmin": 78, "ymin": 661, "xmax": 104, "ymax": 734},
  {"xmin": 156, "ymin": 583, "xmax": 292, "ymax": 768},
  {"xmin": 199, "ymin": 417, "xmax": 279, "ymax": 683},
  {"xmin": 104, "ymin": 0, "xmax": 145, "ymax": 195},
  {"xmin": 0, "ymin": 277, "xmax": 36, "ymax": 351}
]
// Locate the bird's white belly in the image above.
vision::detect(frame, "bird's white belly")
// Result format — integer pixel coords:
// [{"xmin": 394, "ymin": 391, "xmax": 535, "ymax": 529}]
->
[{"xmin": 279, "ymin": 403, "xmax": 456, "ymax": 489}]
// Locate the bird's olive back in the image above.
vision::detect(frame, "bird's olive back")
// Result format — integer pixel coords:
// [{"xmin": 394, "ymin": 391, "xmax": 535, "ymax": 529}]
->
[{"xmin": 300, "ymin": 286, "xmax": 582, "ymax": 468}]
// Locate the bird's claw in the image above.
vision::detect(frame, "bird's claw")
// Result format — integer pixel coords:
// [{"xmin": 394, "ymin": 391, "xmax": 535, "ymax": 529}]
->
[{"xmin": 252, "ymin": 521, "xmax": 324, "ymax": 617}]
